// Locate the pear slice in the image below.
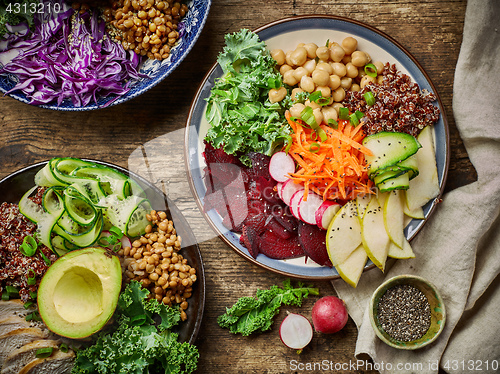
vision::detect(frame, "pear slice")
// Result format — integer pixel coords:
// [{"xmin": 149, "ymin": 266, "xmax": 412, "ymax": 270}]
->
[
  {"xmin": 388, "ymin": 237, "xmax": 415, "ymax": 259},
  {"xmin": 383, "ymin": 190, "xmax": 405, "ymax": 248},
  {"xmin": 403, "ymin": 190, "xmax": 425, "ymax": 219},
  {"xmin": 406, "ymin": 125, "xmax": 440, "ymax": 211},
  {"xmin": 356, "ymin": 193, "xmax": 371, "ymax": 221},
  {"xmin": 335, "ymin": 244, "xmax": 368, "ymax": 288},
  {"xmin": 361, "ymin": 196, "xmax": 390, "ymax": 271},
  {"xmin": 326, "ymin": 200, "xmax": 362, "ymax": 266}
]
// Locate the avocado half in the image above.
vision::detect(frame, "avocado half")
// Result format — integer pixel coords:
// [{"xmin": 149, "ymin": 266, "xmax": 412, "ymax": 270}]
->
[{"xmin": 37, "ymin": 247, "xmax": 122, "ymax": 339}]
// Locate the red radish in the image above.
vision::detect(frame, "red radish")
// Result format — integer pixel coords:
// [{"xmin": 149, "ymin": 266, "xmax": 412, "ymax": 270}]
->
[
  {"xmin": 276, "ymin": 182, "xmax": 283, "ymax": 200},
  {"xmin": 281, "ymin": 179, "xmax": 303, "ymax": 206},
  {"xmin": 311, "ymin": 296, "xmax": 348, "ymax": 334},
  {"xmin": 315, "ymin": 201, "xmax": 341, "ymax": 230},
  {"xmin": 297, "ymin": 192, "xmax": 323, "ymax": 225},
  {"xmin": 279, "ymin": 313, "xmax": 313, "ymax": 352},
  {"xmin": 99, "ymin": 231, "xmax": 132, "ymax": 251},
  {"xmin": 269, "ymin": 151, "xmax": 295, "ymax": 183},
  {"xmin": 290, "ymin": 190, "xmax": 305, "ymax": 220}
]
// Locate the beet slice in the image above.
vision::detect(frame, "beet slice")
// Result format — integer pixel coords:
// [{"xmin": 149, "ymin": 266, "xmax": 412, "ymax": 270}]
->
[
  {"xmin": 297, "ymin": 221, "xmax": 333, "ymax": 267},
  {"xmin": 246, "ymin": 152, "xmax": 271, "ymax": 181},
  {"xmin": 271, "ymin": 205, "xmax": 299, "ymax": 232},
  {"xmin": 265, "ymin": 217, "xmax": 292, "ymax": 239},
  {"xmin": 259, "ymin": 231, "xmax": 304, "ymax": 259},
  {"xmin": 240, "ymin": 225, "xmax": 260, "ymax": 258}
]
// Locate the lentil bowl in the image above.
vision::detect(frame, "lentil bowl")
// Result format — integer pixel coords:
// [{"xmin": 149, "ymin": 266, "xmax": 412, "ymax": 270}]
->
[
  {"xmin": 185, "ymin": 15, "xmax": 450, "ymax": 280},
  {"xmin": 0, "ymin": 159, "xmax": 205, "ymax": 344}
]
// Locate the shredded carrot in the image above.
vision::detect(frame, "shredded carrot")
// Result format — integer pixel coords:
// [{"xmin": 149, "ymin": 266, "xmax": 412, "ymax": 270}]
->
[{"xmin": 285, "ymin": 111, "xmax": 374, "ymax": 201}]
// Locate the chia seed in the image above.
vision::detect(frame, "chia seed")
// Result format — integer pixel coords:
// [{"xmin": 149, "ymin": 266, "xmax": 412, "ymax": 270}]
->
[{"xmin": 377, "ymin": 284, "xmax": 431, "ymax": 342}]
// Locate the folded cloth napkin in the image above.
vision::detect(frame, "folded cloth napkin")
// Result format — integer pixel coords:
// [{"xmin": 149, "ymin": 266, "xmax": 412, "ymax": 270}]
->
[{"xmin": 332, "ymin": 0, "xmax": 500, "ymax": 372}]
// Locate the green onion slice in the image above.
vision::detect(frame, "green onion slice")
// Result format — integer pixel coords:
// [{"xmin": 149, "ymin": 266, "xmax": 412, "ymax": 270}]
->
[
  {"xmin": 19, "ymin": 235, "xmax": 37, "ymax": 257},
  {"xmin": 309, "ymin": 142, "xmax": 321, "ymax": 153},
  {"xmin": 39, "ymin": 250, "xmax": 51, "ymax": 266},
  {"xmin": 339, "ymin": 107, "xmax": 349, "ymax": 120},
  {"xmin": 35, "ymin": 347, "xmax": 54, "ymax": 358},
  {"xmin": 355, "ymin": 110, "xmax": 364, "ymax": 120},
  {"xmin": 59, "ymin": 343, "xmax": 69, "ymax": 353},
  {"xmin": 363, "ymin": 91, "xmax": 375, "ymax": 106},
  {"xmin": 308, "ymin": 91, "xmax": 330, "ymax": 106},
  {"xmin": 24, "ymin": 300, "xmax": 35, "ymax": 309},
  {"xmin": 27, "ymin": 269, "xmax": 36, "ymax": 286},
  {"xmin": 300, "ymin": 106, "xmax": 327, "ymax": 142},
  {"xmin": 327, "ymin": 119, "xmax": 338, "ymax": 129},
  {"xmin": 6, "ymin": 285, "xmax": 19, "ymax": 295},
  {"xmin": 349, "ymin": 113, "xmax": 359, "ymax": 126},
  {"xmin": 364, "ymin": 63, "xmax": 378, "ymax": 78},
  {"xmin": 1, "ymin": 292, "xmax": 9, "ymax": 301}
]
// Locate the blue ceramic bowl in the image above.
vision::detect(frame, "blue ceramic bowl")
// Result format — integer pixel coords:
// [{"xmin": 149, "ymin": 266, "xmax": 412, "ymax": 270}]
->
[{"xmin": 0, "ymin": 0, "xmax": 211, "ymax": 111}]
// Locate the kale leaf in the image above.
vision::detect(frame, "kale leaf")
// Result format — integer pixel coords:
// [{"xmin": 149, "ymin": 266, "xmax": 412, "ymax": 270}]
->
[
  {"xmin": 72, "ymin": 281, "xmax": 198, "ymax": 374},
  {"xmin": 204, "ymin": 29, "xmax": 291, "ymax": 167},
  {"xmin": 217, "ymin": 279, "xmax": 319, "ymax": 336}
]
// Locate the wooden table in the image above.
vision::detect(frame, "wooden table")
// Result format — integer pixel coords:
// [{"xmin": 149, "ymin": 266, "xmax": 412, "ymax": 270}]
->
[{"xmin": 0, "ymin": 1, "xmax": 473, "ymax": 373}]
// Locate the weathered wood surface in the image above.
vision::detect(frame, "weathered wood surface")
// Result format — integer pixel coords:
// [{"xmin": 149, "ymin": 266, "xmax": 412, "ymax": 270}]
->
[{"xmin": 0, "ymin": 1, "xmax": 470, "ymax": 373}]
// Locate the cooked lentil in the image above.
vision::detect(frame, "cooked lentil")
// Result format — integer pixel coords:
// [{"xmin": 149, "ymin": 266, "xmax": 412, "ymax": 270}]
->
[
  {"xmin": 377, "ymin": 284, "xmax": 431, "ymax": 342},
  {"xmin": 118, "ymin": 209, "xmax": 196, "ymax": 321}
]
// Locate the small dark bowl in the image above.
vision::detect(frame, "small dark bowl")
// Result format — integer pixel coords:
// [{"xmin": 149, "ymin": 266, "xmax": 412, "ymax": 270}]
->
[{"xmin": 0, "ymin": 160, "xmax": 205, "ymax": 344}]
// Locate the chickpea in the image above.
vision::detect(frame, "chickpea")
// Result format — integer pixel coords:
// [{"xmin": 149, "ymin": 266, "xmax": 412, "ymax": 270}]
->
[
  {"xmin": 329, "ymin": 45, "xmax": 345, "ymax": 62},
  {"xmin": 302, "ymin": 59, "xmax": 316, "ymax": 74},
  {"xmin": 332, "ymin": 102, "xmax": 344, "ymax": 114},
  {"xmin": 351, "ymin": 50, "xmax": 369, "ymax": 67},
  {"xmin": 350, "ymin": 83, "xmax": 361, "ymax": 92},
  {"xmin": 270, "ymin": 49, "xmax": 286, "ymax": 65},
  {"xmin": 329, "ymin": 74, "xmax": 341, "ymax": 90},
  {"xmin": 316, "ymin": 86, "xmax": 331, "ymax": 99},
  {"xmin": 303, "ymin": 43, "xmax": 318, "ymax": 59},
  {"xmin": 312, "ymin": 107, "xmax": 324, "ymax": 126},
  {"xmin": 293, "ymin": 66, "xmax": 309, "ymax": 81},
  {"xmin": 340, "ymin": 77, "xmax": 352, "ymax": 90},
  {"xmin": 315, "ymin": 45, "xmax": 330, "ymax": 60},
  {"xmin": 322, "ymin": 106, "xmax": 338, "ymax": 124},
  {"xmin": 304, "ymin": 99, "xmax": 321, "ymax": 111},
  {"xmin": 280, "ymin": 64, "xmax": 293, "ymax": 75},
  {"xmin": 342, "ymin": 55, "xmax": 351, "ymax": 64},
  {"xmin": 345, "ymin": 62, "xmax": 358, "ymax": 79},
  {"xmin": 374, "ymin": 60, "xmax": 385, "ymax": 74},
  {"xmin": 268, "ymin": 86, "xmax": 287, "ymax": 103},
  {"xmin": 341, "ymin": 36, "xmax": 358, "ymax": 55},
  {"xmin": 315, "ymin": 62, "xmax": 333, "ymax": 75},
  {"xmin": 300, "ymin": 75, "xmax": 315, "ymax": 93},
  {"xmin": 331, "ymin": 87, "xmax": 346, "ymax": 102},
  {"xmin": 290, "ymin": 47, "xmax": 308, "ymax": 66},
  {"xmin": 283, "ymin": 69, "xmax": 299, "ymax": 86},
  {"xmin": 377, "ymin": 75, "xmax": 384, "ymax": 85},
  {"xmin": 331, "ymin": 62, "xmax": 347, "ymax": 77},
  {"xmin": 291, "ymin": 87, "xmax": 304, "ymax": 100},
  {"xmin": 285, "ymin": 50, "xmax": 293, "ymax": 66},
  {"xmin": 311, "ymin": 69, "xmax": 330, "ymax": 87},
  {"xmin": 360, "ymin": 74, "xmax": 376, "ymax": 89}
]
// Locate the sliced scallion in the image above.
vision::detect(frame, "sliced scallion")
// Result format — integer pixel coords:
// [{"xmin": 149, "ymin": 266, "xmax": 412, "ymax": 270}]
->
[
  {"xmin": 364, "ymin": 63, "xmax": 378, "ymax": 78},
  {"xmin": 339, "ymin": 107, "xmax": 349, "ymax": 120},
  {"xmin": 19, "ymin": 235, "xmax": 37, "ymax": 257},
  {"xmin": 27, "ymin": 269, "xmax": 36, "ymax": 286},
  {"xmin": 35, "ymin": 347, "xmax": 54, "ymax": 358},
  {"xmin": 300, "ymin": 106, "xmax": 327, "ymax": 142},
  {"xmin": 309, "ymin": 142, "xmax": 321, "ymax": 153},
  {"xmin": 5, "ymin": 285, "xmax": 19, "ymax": 295},
  {"xmin": 59, "ymin": 343, "xmax": 69, "ymax": 353},
  {"xmin": 363, "ymin": 91, "xmax": 375, "ymax": 106},
  {"xmin": 349, "ymin": 113, "xmax": 360, "ymax": 126},
  {"xmin": 308, "ymin": 91, "xmax": 330, "ymax": 106},
  {"xmin": 327, "ymin": 119, "xmax": 338, "ymax": 129}
]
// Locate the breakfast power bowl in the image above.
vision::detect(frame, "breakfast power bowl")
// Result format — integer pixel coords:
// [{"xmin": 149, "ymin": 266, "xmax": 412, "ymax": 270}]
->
[
  {"xmin": 185, "ymin": 16, "xmax": 449, "ymax": 282},
  {"xmin": 0, "ymin": 159, "xmax": 205, "ymax": 373}
]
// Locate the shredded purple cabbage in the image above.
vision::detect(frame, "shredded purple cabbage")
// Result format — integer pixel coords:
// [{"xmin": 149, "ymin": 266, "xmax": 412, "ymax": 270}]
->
[{"xmin": 0, "ymin": 1, "xmax": 147, "ymax": 107}]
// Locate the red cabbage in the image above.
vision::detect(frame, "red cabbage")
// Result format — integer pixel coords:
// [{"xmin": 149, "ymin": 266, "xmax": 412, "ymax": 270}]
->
[{"xmin": 0, "ymin": 1, "xmax": 148, "ymax": 108}]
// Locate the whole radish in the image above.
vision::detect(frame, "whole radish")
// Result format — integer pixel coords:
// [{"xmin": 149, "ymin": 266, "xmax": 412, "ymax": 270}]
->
[{"xmin": 311, "ymin": 296, "xmax": 348, "ymax": 334}]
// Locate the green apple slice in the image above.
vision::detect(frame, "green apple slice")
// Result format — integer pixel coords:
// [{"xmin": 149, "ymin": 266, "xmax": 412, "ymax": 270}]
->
[
  {"xmin": 326, "ymin": 200, "xmax": 362, "ymax": 266},
  {"xmin": 406, "ymin": 125, "xmax": 440, "ymax": 211},
  {"xmin": 383, "ymin": 190, "xmax": 405, "ymax": 248},
  {"xmin": 388, "ymin": 237, "xmax": 415, "ymax": 259},
  {"xmin": 335, "ymin": 244, "xmax": 368, "ymax": 288},
  {"xmin": 361, "ymin": 196, "xmax": 390, "ymax": 271}
]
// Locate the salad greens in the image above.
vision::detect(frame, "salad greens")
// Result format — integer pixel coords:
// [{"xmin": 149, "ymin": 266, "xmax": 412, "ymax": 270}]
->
[
  {"xmin": 205, "ymin": 29, "xmax": 291, "ymax": 167},
  {"xmin": 217, "ymin": 279, "xmax": 319, "ymax": 336},
  {"xmin": 0, "ymin": 0, "xmax": 38, "ymax": 38},
  {"xmin": 72, "ymin": 281, "xmax": 199, "ymax": 374}
]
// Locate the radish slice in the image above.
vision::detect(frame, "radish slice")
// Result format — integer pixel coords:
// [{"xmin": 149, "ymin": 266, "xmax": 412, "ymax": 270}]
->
[
  {"xmin": 315, "ymin": 201, "xmax": 341, "ymax": 230},
  {"xmin": 281, "ymin": 180, "xmax": 304, "ymax": 206},
  {"xmin": 290, "ymin": 190, "xmax": 305, "ymax": 220},
  {"xmin": 298, "ymin": 192, "xmax": 324, "ymax": 225},
  {"xmin": 279, "ymin": 313, "xmax": 313, "ymax": 352},
  {"xmin": 269, "ymin": 151, "xmax": 295, "ymax": 183},
  {"xmin": 100, "ymin": 230, "xmax": 132, "ymax": 250},
  {"xmin": 276, "ymin": 182, "xmax": 283, "ymax": 200}
]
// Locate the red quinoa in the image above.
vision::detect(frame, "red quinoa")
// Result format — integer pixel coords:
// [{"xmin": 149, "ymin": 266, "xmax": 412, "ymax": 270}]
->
[
  {"xmin": 0, "ymin": 195, "xmax": 56, "ymax": 302},
  {"xmin": 343, "ymin": 63, "xmax": 440, "ymax": 137}
]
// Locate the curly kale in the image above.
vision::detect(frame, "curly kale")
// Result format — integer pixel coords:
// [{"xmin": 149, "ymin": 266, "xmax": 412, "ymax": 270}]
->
[{"xmin": 217, "ymin": 279, "xmax": 319, "ymax": 336}]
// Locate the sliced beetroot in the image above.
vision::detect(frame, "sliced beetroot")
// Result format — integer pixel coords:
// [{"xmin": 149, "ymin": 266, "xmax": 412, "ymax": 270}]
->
[
  {"xmin": 271, "ymin": 205, "xmax": 299, "ymax": 232},
  {"xmin": 259, "ymin": 231, "xmax": 304, "ymax": 259},
  {"xmin": 246, "ymin": 152, "xmax": 271, "ymax": 181},
  {"xmin": 265, "ymin": 217, "xmax": 293, "ymax": 239},
  {"xmin": 255, "ymin": 176, "xmax": 281, "ymax": 206},
  {"xmin": 240, "ymin": 225, "xmax": 260, "ymax": 258},
  {"xmin": 297, "ymin": 221, "xmax": 333, "ymax": 267},
  {"xmin": 207, "ymin": 161, "xmax": 246, "ymax": 188},
  {"xmin": 269, "ymin": 151, "xmax": 295, "ymax": 183},
  {"xmin": 203, "ymin": 141, "xmax": 242, "ymax": 166}
]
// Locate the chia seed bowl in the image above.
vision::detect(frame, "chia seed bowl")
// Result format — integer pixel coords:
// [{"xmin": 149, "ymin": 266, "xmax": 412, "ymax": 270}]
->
[{"xmin": 369, "ymin": 274, "xmax": 446, "ymax": 350}]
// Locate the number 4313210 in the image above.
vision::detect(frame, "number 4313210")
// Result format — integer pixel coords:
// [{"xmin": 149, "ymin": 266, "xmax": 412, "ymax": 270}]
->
[{"xmin": 6, "ymin": 2, "xmax": 62, "ymax": 15}]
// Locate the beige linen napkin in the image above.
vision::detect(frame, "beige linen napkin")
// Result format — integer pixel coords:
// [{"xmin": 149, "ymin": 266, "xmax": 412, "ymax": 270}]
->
[{"xmin": 332, "ymin": 0, "xmax": 500, "ymax": 373}]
